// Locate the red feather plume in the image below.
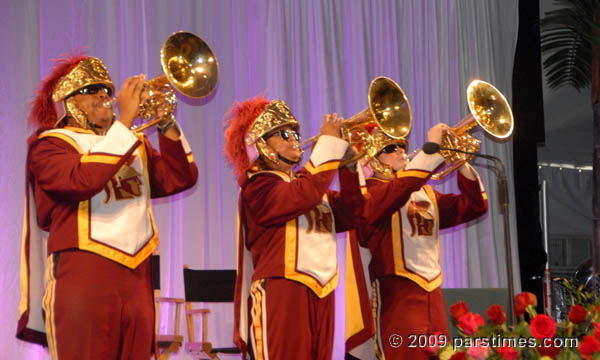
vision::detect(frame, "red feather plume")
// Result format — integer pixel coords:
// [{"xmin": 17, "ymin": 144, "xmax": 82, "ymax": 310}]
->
[
  {"xmin": 28, "ymin": 54, "xmax": 88, "ymax": 131},
  {"xmin": 224, "ymin": 95, "xmax": 270, "ymax": 177}
]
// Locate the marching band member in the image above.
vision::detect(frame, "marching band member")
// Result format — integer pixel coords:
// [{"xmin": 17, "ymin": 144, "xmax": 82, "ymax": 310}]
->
[
  {"xmin": 17, "ymin": 55, "xmax": 198, "ymax": 360},
  {"xmin": 224, "ymin": 96, "xmax": 372, "ymax": 359},
  {"xmin": 354, "ymin": 124, "xmax": 488, "ymax": 360}
]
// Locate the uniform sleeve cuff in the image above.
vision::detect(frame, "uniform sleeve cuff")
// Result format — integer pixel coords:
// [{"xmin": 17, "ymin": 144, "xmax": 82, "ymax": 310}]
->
[
  {"xmin": 405, "ymin": 151, "xmax": 445, "ymax": 172},
  {"xmin": 309, "ymin": 135, "xmax": 348, "ymax": 167}
]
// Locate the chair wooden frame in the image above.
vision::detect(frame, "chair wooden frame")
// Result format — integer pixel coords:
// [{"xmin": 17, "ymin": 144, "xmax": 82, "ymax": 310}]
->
[
  {"xmin": 155, "ymin": 292, "xmax": 185, "ymax": 360},
  {"xmin": 183, "ymin": 265, "xmax": 239, "ymax": 360},
  {"xmin": 153, "ymin": 252, "xmax": 185, "ymax": 360}
]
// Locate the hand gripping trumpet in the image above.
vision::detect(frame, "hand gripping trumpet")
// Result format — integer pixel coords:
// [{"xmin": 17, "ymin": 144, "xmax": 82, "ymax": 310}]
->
[
  {"xmin": 104, "ymin": 31, "xmax": 219, "ymax": 132},
  {"xmin": 407, "ymin": 80, "xmax": 514, "ymax": 180},
  {"xmin": 298, "ymin": 76, "xmax": 412, "ymax": 166}
]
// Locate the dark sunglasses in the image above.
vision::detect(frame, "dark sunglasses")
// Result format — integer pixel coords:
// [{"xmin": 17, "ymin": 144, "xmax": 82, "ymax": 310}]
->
[
  {"xmin": 380, "ymin": 143, "xmax": 406, "ymax": 154},
  {"xmin": 75, "ymin": 84, "xmax": 113, "ymax": 97},
  {"xmin": 266, "ymin": 129, "xmax": 301, "ymax": 142}
]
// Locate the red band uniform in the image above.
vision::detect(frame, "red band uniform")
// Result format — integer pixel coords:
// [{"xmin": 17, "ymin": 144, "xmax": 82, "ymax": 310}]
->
[
  {"xmin": 354, "ymin": 132, "xmax": 488, "ymax": 360},
  {"xmin": 224, "ymin": 97, "xmax": 372, "ymax": 360},
  {"xmin": 17, "ymin": 56, "xmax": 198, "ymax": 360}
]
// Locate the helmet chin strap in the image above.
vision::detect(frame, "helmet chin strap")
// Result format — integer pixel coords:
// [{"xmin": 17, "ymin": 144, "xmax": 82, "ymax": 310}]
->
[
  {"xmin": 64, "ymin": 97, "xmax": 115, "ymax": 135},
  {"xmin": 278, "ymin": 154, "xmax": 300, "ymax": 165},
  {"xmin": 88, "ymin": 115, "xmax": 115, "ymax": 136}
]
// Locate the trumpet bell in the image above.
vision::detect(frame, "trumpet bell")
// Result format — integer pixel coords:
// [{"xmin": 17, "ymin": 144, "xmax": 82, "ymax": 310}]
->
[
  {"xmin": 431, "ymin": 80, "xmax": 514, "ymax": 180},
  {"xmin": 298, "ymin": 77, "xmax": 412, "ymax": 167},
  {"xmin": 368, "ymin": 77, "xmax": 412, "ymax": 140},
  {"xmin": 134, "ymin": 31, "xmax": 219, "ymax": 132},
  {"xmin": 341, "ymin": 77, "xmax": 412, "ymax": 164},
  {"xmin": 466, "ymin": 80, "xmax": 513, "ymax": 139},
  {"xmin": 161, "ymin": 31, "xmax": 219, "ymax": 98}
]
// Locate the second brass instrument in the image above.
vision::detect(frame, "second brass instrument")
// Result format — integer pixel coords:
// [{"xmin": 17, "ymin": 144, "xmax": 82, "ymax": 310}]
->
[
  {"xmin": 407, "ymin": 80, "xmax": 514, "ymax": 180},
  {"xmin": 299, "ymin": 76, "xmax": 412, "ymax": 165}
]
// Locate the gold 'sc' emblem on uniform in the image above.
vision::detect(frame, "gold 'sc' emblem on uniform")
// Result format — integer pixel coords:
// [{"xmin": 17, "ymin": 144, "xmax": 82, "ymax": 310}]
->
[
  {"xmin": 103, "ymin": 155, "xmax": 143, "ymax": 203},
  {"xmin": 407, "ymin": 200, "xmax": 434, "ymax": 236},
  {"xmin": 305, "ymin": 204, "xmax": 333, "ymax": 234}
]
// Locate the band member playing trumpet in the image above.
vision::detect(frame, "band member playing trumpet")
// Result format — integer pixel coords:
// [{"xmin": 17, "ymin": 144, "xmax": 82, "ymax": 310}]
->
[
  {"xmin": 17, "ymin": 55, "xmax": 198, "ymax": 360},
  {"xmin": 225, "ymin": 96, "xmax": 371, "ymax": 359},
  {"xmin": 354, "ymin": 123, "xmax": 488, "ymax": 360}
]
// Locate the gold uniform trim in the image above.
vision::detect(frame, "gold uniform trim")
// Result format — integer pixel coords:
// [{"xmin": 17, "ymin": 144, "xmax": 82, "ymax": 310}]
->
[
  {"xmin": 18, "ymin": 204, "xmax": 29, "ymax": 319},
  {"xmin": 38, "ymin": 132, "xmax": 83, "ymax": 153},
  {"xmin": 43, "ymin": 255, "xmax": 58, "ymax": 359},
  {"xmin": 186, "ymin": 153, "xmax": 194, "ymax": 163},
  {"xmin": 397, "ymin": 169, "xmax": 429, "ymax": 179},
  {"xmin": 284, "ymin": 218, "xmax": 338, "ymax": 298},
  {"xmin": 76, "ymin": 201, "xmax": 157, "ymax": 269},
  {"xmin": 40, "ymin": 132, "xmax": 122, "ymax": 165},
  {"xmin": 248, "ymin": 168, "xmax": 339, "ymax": 296},
  {"xmin": 305, "ymin": 160, "xmax": 340, "ymax": 175},
  {"xmin": 392, "ymin": 185, "xmax": 443, "ymax": 292},
  {"xmin": 248, "ymin": 169, "xmax": 291, "ymax": 182},
  {"xmin": 63, "ymin": 126, "xmax": 97, "ymax": 134},
  {"xmin": 372, "ymin": 281, "xmax": 384, "ymax": 360},
  {"xmin": 76, "ymin": 134, "xmax": 158, "ymax": 269},
  {"xmin": 250, "ymin": 281, "xmax": 266, "ymax": 360},
  {"xmin": 80, "ymin": 154, "xmax": 121, "ymax": 164}
]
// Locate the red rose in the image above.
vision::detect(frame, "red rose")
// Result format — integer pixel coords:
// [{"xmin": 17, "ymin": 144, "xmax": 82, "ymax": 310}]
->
[
  {"xmin": 579, "ymin": 335, "xmax": 600, "ymax": 356},
  {"xmin": 450, "ymin": 351, "xmax": 467, "ymax": 360},
  {"xmin": 514, "ymin": 291, "xmax": 537, "ymax": 317},
  {"xmin": 569, "ymin": 304, "xmax": 588, "ymax": 324},
  {"xmin": 486, "ymin": 304, "xmax": 507, "ymax": 325},
  {"xmin": 423, "ymin": 332, "xmax": 444, "ymax": 355},
  {"xmin": 458, "ymin": 312, "xmax": 484, "ymax": 335},
  {"xmin": 496, "ymin": 346, "xmax": 519, "ymax": 360},
  {"xmin": 538, "ymin": 342, "xmax": 561, "ymax": 359},
  {"xmin": 530, "ymin": 314, "xmax": 556, "ymax": 340},
  {"xmin": 593, "ymin": 305, "xmax": 600, "ymax": 314},
  {"xmin": 450, "ymin": 301, "xmax": 469, "ymax": 320},
  {"xmin": 594, "ymin": 323, "xmax": 600, "ymax": 340}
]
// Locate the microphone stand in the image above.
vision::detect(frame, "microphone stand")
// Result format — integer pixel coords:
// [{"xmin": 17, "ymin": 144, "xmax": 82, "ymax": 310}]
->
[{"xmin": 433, "ymin": 146, "xmax": 516, "ymax": 325}]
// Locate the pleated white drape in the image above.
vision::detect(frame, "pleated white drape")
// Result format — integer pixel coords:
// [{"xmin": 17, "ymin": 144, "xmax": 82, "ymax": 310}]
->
[{"xmin": 0, "ymin": 1, "xmax": 518, "ymax": 358}]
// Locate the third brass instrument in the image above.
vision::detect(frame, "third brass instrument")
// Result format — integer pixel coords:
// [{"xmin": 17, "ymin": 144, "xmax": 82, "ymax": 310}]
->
[
  {"xmin": 412, "ymin": 80, "xmax": 514, "ymax": 180},
  {"xmin": 128, "ymin": 31, "xmax": 219, "ymax": 132},
  {"xmin": 299, "ymin": 76, "xmax": 412, "ymax": 164}
]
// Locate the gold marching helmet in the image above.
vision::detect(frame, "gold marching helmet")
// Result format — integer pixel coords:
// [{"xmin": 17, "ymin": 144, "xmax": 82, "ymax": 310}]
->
[
  {"xmin": 52, "ymin": 57, "xmax": 115, "ymax": 129},
  {"xmin": 246, "ymin": 100, "xmax": 300, "ymax": 164},
  {"xmin": 366, "ymin": 127, "xmax": 409, "ymax": 177}
]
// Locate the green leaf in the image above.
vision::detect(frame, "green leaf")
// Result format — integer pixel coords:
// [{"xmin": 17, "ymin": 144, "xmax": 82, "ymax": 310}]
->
[{"xmin": 540, "ymin": 0, "xmax": 600, "ymax": 90}]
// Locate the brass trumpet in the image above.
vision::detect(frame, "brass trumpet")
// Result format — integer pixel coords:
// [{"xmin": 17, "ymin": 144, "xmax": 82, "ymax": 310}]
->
[
  {"xmin": 414, "ymin": 80, "xmax": 513, "ymax": 180},
  {"xmin": 106, "ymin": 31, "xmax": 219, "ymax": 132},
  {"xmin": 299, "ymin": 76, "xmax": 411, "ymax": 164}
]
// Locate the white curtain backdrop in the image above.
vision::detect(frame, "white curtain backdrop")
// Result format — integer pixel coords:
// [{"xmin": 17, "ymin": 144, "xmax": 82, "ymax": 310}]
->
[{"xmin": 0, "ymin": 1, "xmax": 519, "ymax": 359}]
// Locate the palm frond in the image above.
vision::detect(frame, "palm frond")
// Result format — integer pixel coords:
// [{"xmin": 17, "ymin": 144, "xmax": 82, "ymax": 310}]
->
[{"xmin": 540, "ymin": 0, "xmax": 600, "ymax": 90}]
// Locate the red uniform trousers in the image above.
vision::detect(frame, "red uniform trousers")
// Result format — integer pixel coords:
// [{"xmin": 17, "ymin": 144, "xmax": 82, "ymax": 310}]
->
[
  {"xmin": 247, "ymin": 278, "xmax": 335, "ymax": 360},
  {"xmin": 374, "ymin": 276, "xmax": 448, "ymax": 360},
  {"xmin": 43, "ymin": 249, "xmax": 154, "ymax": 360}
]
